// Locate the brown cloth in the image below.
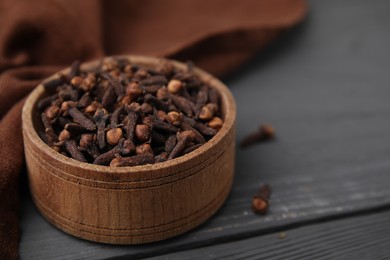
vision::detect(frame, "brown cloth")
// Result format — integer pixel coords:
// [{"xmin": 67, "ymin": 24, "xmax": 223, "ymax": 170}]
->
[{"xmin": 0, "ymin": 0, "xmax": 306, "ymax": 258}]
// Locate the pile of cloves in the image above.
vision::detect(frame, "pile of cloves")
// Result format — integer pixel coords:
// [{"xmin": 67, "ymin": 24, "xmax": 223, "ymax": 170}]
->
[{"xmin": 38, "ymin": 58, "xmax": 223, "ymax": 167}]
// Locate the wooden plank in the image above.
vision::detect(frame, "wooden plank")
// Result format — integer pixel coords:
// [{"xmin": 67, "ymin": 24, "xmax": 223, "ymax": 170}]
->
[
  {"xmin": 20, "ymin": 0, "xmax": 390, "ymax": 258},
  {"xmin": 150, "ymin": 210, "xmax": 390, "ymax": 260}
]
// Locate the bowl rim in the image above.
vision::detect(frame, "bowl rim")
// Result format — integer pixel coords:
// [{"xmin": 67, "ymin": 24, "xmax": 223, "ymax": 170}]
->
[{"xmin": 22, "ymin": 55, "xmax": 236, "ymax": 178}]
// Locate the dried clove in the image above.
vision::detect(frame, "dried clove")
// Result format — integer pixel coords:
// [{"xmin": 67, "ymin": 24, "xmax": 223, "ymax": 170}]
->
[
  {"xmin": 169, "ymin": 94, "xmax": 193, "ymax": 117},
  {"xmin": 144, "ymin": 93, "xmax": 170, "ymax": 111},
  {"xmin": 153, "ymin": 120, "xmax": 179, "ymax": 133},
  {"xmin": 198, "ymin": 105, "xmax": 214, "ymax": 121},
  {"xmin": 65, "ymin": 123, "xmax": 89, "ymax": 135},
  {"xmin": 58, "ymin": 129, "xmax": 71, "ymax": 142},
  {"xmin": 125, "ymin": 82, "xmax": 143, "ymax": 101},
  {"xmin": 182, "ymin": 116, "xmax": 217, "ymax": 136},
  {"xmin": 102, "ymin": 74, "xmax": 124, "ymax": 98},
  {"xmin": 106, "ymin": 128, "xmax": 123, "ymax": 145},
  {"xmin": 110, "ymin": 154, "xmax": 154, "ymax": 167},
  {"xmin": 101, "ymin": 83, "xmax": 117, "ymax": 108},
  {"xmin": 106, "ymin": 105, "xmax": 124, "ymax": 145},
  {"xmin": 85, "ymin": 101, "xmax": 101, "ymax": 114},
  {"xmin": 252, "ymin": 183, "xmax": 271, "ymax": 214},
  {"xmin": 154, "ymin": 152, "xmax": 168, "ymax": 163},
  {"xmin": 65, "ymin": 140, "xmax": 87, "ymax": 162},
  {"xmin": 78, "ymin": 93, "xmax": 92, "ymax": 108},
  {"xmin": 135, "ymin": 143, "xmax": 154, "ymax": 155},
  {"xmin": 124, "ymin": 105, "xmax": 138, "ymax": 142},
  {"xmin": 208, "ymin": 87, "xmax": 220, "ymax": 106},
  {"xmin": 183, "ymin": 143, "xmax": 202, "ymax": 155},
  {"xmin": 68, "ymin": 106, "xmax": 96, "ymax": 131},
  {"xmin": 196, "ymin": 86, "xmax": 208, "ymax": 104},
  {"xmin": 41, "ymin": 113, "xmax": 57, "ymax": 146},
  {"xmin": 37, "ymin": 95, "xmax": 56, "ymax": 111},
  {"xmin": 140, "ymin": 102, "xmax": 154, "ymax": 115},
  {"xmin": 180, "ymin": 121, "xmax": 205, "ymax": 144},
  {"xmin": 156, "ymin": 87, "xmax": 169, "ymax": 100},
  {"xmin": 42, "ymin": 77, "xmax": 66, "ymax": 92},
  {"xmin": 241, "ymin": 124, "xmax": 275, "ymax": 148},
  {"xmin": 135, "ymin": 124, "xmax": 150, "ymax": 143},
  {"xmin": 121, "ymin": 139, "xmax": 135, "ymax": 155},
  {"xmin": 44, "ymin": 105, "xmax": 59, "ymax": 121},
  {"xmin": 164, "ymin": 135, "xmax": 177, "ymax": 153},
  {"xmin": 79, "ymin": 134, "xmax": 95, "ymax": 149},
  {"xmin": 93, "ymin": 138, "xmax": 124, "ymax": 165},
  {"xmin": 168, "ymin": 130, "xmax": 195, "ymax": 160},
  {"xmin": 167, "ymin": 79, "xmax": 182, "ymax": 94},
  {"xmin": 94, "ymin": 109, "xmax": 109, "ymax": 150},
  {"xmin": 57, "ymin": 117, "xmax": 72, "ymax": 128},
  {"xmin": 208, "ymin": 117, "xmax": 223, "ymax": 131},
  {"xmin": 156, "ymin": 110, "xmax": 167, "ymax": 122},
  {"xmin": 140, "ymin": 75, "xmax": 168, "ymax": 86},
  {"xmin": 58, "ymin": 85, "xmax": 79, "ymax": 101},
  {"xmin": 166, "ymin": 111, "xmax": 182, "ymax": 126},
  {"xmin": 68, "ymin": 60, "xmax": 80, "ymax": 80}
]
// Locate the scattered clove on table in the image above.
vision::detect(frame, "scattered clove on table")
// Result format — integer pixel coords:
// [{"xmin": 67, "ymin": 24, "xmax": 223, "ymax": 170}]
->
[
  {"xmin": 240, "ymin": 124, "xmax": 275, "ymax": 148},
  {"xmin": 252, "ymin": 183, "xmax": 271, "ymax": 214}
]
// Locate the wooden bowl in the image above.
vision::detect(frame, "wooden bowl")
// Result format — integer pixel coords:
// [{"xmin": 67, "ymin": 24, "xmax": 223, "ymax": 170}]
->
[{"xmin": 22, "ymin": 55, "xmax": 236, "ymax": 244}]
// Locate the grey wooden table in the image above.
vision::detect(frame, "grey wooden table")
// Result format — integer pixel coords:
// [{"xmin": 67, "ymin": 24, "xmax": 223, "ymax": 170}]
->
[{"xmin": 20, "ymin": 0, "xmax": 390, "ymax": 259}]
